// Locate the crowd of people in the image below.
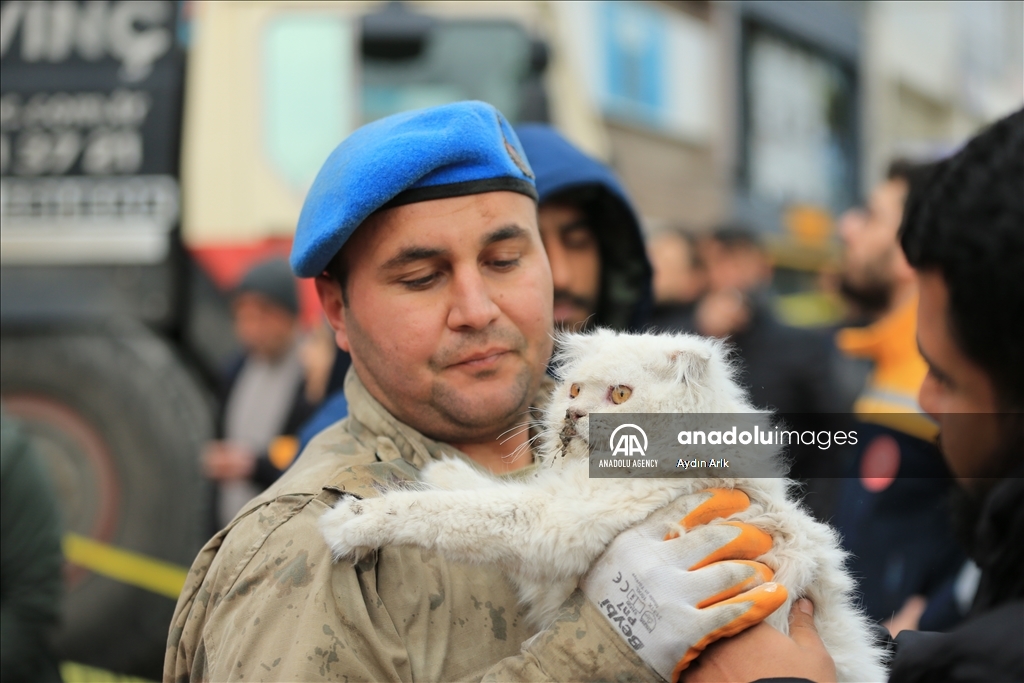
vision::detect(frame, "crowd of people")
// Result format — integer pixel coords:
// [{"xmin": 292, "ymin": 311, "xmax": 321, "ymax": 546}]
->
[{"xmin": 165, "ymin": 103, "xmax": 1022, "ymax": 681}]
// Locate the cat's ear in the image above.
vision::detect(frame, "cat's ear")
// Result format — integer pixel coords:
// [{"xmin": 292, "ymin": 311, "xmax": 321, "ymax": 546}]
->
[
  {"xmin": 668, "ymin": 347, "xmax": 712, "ymax": 385},
  {"xmin": 552, "ymin": 331, "xmax": 604, "ymax": 373}
]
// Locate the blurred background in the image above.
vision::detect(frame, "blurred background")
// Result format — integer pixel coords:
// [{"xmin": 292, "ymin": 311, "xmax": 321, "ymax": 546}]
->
[{"xmin": 1, "ymin": 1, "xmax": 1021, "ymax": 679}]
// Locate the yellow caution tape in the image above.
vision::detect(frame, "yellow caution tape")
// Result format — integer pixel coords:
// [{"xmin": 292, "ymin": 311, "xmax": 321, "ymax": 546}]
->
[
  {"xmin": 61, "ymin": 660, "xmax": 154, "ymax": 683},
  {"xmin": 62, "ymin": 533, "xmax": 188, "ymax": 600}
]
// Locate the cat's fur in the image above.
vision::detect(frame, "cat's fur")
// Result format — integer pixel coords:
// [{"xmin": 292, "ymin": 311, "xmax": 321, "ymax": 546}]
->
[{"xmin": 320, "ymin": 330, "xmax": 886, "ymax": 682}]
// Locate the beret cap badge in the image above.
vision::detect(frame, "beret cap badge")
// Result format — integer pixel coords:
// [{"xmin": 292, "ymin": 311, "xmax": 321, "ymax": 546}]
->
[{"xmin": 503, "ymin": 136, "xmax": 534, "ymax": 179}]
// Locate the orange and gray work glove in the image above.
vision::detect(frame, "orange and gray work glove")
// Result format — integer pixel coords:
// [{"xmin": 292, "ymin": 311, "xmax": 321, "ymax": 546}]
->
[{"xmin": 580, "ymin": 488, "xmax": 787, "ymax": 683}]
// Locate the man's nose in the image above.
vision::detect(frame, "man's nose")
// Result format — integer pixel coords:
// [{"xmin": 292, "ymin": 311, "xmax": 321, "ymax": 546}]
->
[{"xmin": 447, "ymin": 268, "xmax": 501, "ymax": 330}]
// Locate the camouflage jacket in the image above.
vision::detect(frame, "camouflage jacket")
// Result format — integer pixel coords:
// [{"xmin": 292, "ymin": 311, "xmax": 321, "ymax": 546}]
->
[{"xmin": 164, "ymin": 371, "xmax": 659, "ymax": 682}]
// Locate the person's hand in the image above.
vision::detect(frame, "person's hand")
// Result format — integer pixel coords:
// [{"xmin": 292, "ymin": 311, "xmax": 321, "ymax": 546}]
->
[
  {"xmin": 202, "ymin": 441, "xmax": 257, "ymax": 481},
  {"xmin": 695, "ymin": 289, "xmax": 750, "ymax": 338},
  {"xmin": 884, "ymin": 594, "xmax": 927, "ymax": 636},
  {"xmin": 682, "ymin": 598, "xmax": 837, "ymax": 683},
  {"xmin": 581, "ymin": 489, "xmax": 788, "ymax": 683}
]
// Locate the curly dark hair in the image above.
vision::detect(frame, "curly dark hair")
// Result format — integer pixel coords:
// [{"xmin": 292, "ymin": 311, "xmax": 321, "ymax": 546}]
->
[
  {"xmin": 886, "ymin": 157, "xmax": 935, "ymax": 197},
  {"xmin": 899, "ymin": 109, "xmax": 1024, "ymax": 409}
]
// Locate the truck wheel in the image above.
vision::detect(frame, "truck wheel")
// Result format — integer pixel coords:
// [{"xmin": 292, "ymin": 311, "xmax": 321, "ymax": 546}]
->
[{"xmin": 1, "ymin": 329, "xmax": 213, "ymax": 679}]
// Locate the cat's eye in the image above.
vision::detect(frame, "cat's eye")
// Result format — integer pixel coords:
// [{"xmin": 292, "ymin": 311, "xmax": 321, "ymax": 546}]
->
[
  {"xmin": 569, "ymin": 383, "xmax": 581, "ymax": 398},
  {"xmin": 610, "ymin": 385, "xmax": 632, "ymax": 404}
]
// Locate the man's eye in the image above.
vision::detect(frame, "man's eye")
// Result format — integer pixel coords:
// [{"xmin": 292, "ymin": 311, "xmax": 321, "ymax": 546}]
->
[
  {"xmin": 401, "ymin": 273, "xmax": 438, "ymax": 289},
  {"xmin": 927, "ymin": 367, "xmax": 952, "ymax": 388},
  {"xmin": 489, "ymin": 257, "xmax": 521, "ymax": 271},
  {"xmin": 563, "ymin": 227, "xmax": 596, "ymax": 250}
]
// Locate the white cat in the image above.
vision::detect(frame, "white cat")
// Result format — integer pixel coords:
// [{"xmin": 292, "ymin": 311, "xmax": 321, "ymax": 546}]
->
[{"xmin": 320, "ymin": 330, "xmax": 887, "ymax": 682}]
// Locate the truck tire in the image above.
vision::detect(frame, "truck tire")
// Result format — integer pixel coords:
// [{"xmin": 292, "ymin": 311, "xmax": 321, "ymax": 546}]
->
[{"xmin": 0, "ymin": 328, "xmax": 213, "ymax": 679}]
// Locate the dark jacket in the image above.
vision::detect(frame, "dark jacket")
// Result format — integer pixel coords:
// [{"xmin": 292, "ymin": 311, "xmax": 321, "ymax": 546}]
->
[
  {"xmin": 207, "ymin": 351, "xmax": 322, "ymax": 535},
  {"xmin": 1, "ymin": 412, "xmax": 63, "ymax": 683},
  {"xmin": 719, "ymin": 292, "xmax": 851, "ymax": 513},
  {"xmin": 888, "ymin": 470, "xmax": 1024, "ymax": 682},
  {"xmin": 890, "ymin": 601, "xmax": 1023, "ymax": 682},
  {"xmin": 727, "ymin": 290, "xmax": 849, "ymax": 417},
  {"xmin": 515, "ymin": 124, "xmax": 653, "ymax": 331},
  {"xmin": 832, "ymin": 424, "xmax": 967, "ymax": 630},
  {"xmin": 215, "ymin": 348, "xmax": 352, "ymax": 492},
  {"xmin": 758, "ymin": 471, "xmax": 1024, "ymax": 683},
  {"xmin": 215, "ymin": 352, "xmax": 319, "ymax": 487}
]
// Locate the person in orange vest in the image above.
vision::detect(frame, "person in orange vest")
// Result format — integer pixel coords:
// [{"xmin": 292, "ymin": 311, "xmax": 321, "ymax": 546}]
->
[{"xmin": 832, "ymin": 159, "xmax": 967, "ymax": 634}]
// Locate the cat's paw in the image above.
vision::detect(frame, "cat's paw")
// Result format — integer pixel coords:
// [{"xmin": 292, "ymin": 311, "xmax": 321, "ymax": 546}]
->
[
  {"xmin": 319, "ymin": 496, "xmax": 391, "ymax": 562},
  {"xmin": 421, "ymin": 457, "xmax": 493, "ymax": 490}
]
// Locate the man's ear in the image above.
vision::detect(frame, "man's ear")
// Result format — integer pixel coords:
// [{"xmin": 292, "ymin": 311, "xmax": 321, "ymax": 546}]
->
[{"xmin": 314, "ymin": 275, "xmax": 351, "ymax": 352}]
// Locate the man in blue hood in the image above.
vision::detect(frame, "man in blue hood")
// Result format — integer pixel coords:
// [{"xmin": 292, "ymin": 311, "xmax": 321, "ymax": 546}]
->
[{"xmin": 515, "ymin": 125, "xmax": 652, "ymax": 331}]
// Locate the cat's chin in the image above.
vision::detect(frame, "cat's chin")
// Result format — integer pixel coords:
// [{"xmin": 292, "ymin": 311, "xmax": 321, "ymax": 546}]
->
[{"xmin": 561, "ymin": 437, "xmax": 592, "ymax": 462}]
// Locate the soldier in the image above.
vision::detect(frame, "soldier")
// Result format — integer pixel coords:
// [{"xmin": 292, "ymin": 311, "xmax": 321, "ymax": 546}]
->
[{"xmin": 165, "ymin": 102, "xmax": 788, "ymax": 682}]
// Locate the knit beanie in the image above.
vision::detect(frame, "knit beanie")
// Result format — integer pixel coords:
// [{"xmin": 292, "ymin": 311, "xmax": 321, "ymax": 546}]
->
[{"xmin": 234, "ymin": 258, "xmax": 299, "ymax": 315}]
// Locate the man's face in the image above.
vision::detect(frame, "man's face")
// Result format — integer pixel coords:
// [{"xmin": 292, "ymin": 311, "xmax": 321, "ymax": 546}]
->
[
  {"xmin": 232, "ymin": 292, "xmax": 297, "ymax": 361},
  {"xmin": 839, "ymin": 179, "xmax": 911, "ymax": 312},
  {"xmin": 317, "ymin": 192, "xmax": 553, "ymax": 445},
  {"xmin": 538, "ymin": 202, "xmax": 601, "ymax": 329},
  {"xmin": 916, "ymin": 270, "xmax": 1004, "ymax": 484},
  {"xmin": 649, "ymin": 234, "xmax": 705, "ymax": 305},
  {"xmin": 701, "ymin": 239, "xmax": 770, "ymax": 294}
]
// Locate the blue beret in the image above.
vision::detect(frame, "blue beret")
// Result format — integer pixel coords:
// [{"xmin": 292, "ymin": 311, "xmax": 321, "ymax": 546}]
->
[{"xmin": 290, "ymin": 101, "xmax": 537, "ymax": 277}]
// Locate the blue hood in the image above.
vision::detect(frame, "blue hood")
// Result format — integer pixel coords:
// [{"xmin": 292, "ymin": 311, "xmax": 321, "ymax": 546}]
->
[{"xmin": 516, "ymin": 124, "xmax": 652, "ymax": 331}]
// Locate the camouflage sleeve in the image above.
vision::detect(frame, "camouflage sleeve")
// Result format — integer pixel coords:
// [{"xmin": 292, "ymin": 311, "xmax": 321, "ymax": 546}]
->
[
  {"xmin": 165, "ymin": 541, "xmax": 212, "ymax": 683},
  {"xmin": 165, "ymin": 454, "xmax": 665, "ymax": 683},
  {"xmin": 482, "ymin": 590, "xmax": 664, "ymax": 683},
  {"xmin": 166, "ymin": 496, "xmax": 408, "ymax": 683}
]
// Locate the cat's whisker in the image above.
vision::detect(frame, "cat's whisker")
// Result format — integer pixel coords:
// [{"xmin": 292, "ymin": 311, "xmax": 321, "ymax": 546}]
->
[
  {"xmin": 503, "ymin": 429, "xmax": 555, "ymax": 463},
  {"xmin": 498, "ymin": 429, "xmax": 531, "ymax": 446},
  {"xmin": 505, "ymin": 438, "xmax": 536, "ymax": 463},
  {"xmin": 498, "ymin": 422, "xmax": 529, "ymax": 436},
  {"xmin": 513, "ymin": 405, "xmax": 545, "ymax": 417},
  {"xmin": 497, "ymin": 421, "xmax": 533, "ymax": 442},
  {"xmin": 497, "ymin": 410, "xmax": 546, "ymax": 445},
  {"xmin": 504, "ymin": 444, "xmax": 529, "ymax": 463}
]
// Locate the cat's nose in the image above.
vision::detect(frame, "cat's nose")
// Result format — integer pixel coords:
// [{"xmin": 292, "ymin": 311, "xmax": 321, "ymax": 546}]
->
[{"xmin": 566, "ymin": 408, "xmax": 587, "ymax": 422}]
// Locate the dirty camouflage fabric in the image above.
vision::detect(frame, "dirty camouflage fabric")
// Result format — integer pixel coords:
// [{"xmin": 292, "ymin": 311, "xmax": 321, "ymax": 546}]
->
[{"xmin": 165, "ymin": 370, "xmax": 660, "ymax": 682}]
